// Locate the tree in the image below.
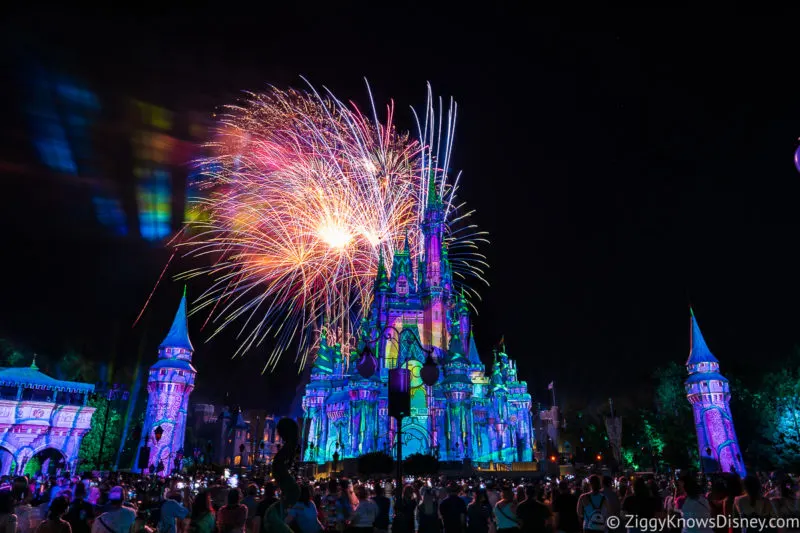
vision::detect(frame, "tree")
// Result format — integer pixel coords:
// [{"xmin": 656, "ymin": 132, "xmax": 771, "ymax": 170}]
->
[
  {"xmin": 23, "ymin": 456, "xmax": 41, "ymax": 477},
  {"xmin": 357, "ymin": 452, "xmax": 394, "ymax": 477},
  {"xmin": 403, "ymin": 453, "xmax": 439, "ymax": 476},
  {"xmin": 57, "ymin": 349, "xmax": 98, "ymax": 383},
  {"xmin": 0, "ymin": 339, "xmax": 28, "ymax": 367},
  {"xmin": 756, "ymin": 365, "xmax": 800, "ymax": 469},
  {"xmin": 650, "ymin": 361, "xmax": 697, "ymax": 469},
  {"xmin": 78, "ymin": 397, "xmax": 123, "ymax": 471}
]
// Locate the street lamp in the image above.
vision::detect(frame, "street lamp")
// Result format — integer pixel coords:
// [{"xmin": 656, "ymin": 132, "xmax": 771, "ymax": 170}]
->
[
  {"xmin": 356, "ymin": 325, "xmax": 438, "ymax": 382},
  {"xmin": 174, "ymin": 449, "xmax": 183, "ymax": 473},
  {"xmin": 420, "ymin": 354, "xmax": 439, "ymax": 387},
  {"xmin": 388, "ymin": 366, "xmax": 411, "ymax": 510},
  {"xmin": 351, "ymin": 317, "xmax": 439, "ymax": 512},
  {"xmin": 91, "ymin": 381, "xmax": 130, "ymax": 470}
]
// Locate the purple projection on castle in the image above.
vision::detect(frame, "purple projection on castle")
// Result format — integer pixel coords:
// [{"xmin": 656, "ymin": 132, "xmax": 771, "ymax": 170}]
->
[
  {"xmin": 135, "ymin": 291, "xmax": 196, "ymax": 476},
  {"xmin": 685, "ymin": 310, "xmax": 745, "ymax": 476}
]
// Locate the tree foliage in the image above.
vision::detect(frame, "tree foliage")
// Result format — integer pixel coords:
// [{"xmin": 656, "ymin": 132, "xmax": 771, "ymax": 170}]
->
[
  {"xmin": 0, "ymin": 339, "xmax": 27, "ymax": 367},
  {"xmin": 57, "ymin": 349, "xmax": 98, "ymax": 383},
  {"xmin": 403, "ymin": 453, "xmax": 439, "ymax": 476},
  {"xmin": 649, "ymin": 361, "xmax": 697, "ymax": 469},
  {"xmin": 357, "ymin": 451, "xmax": 394, "ymax": 477},
  {"xmin": 78, "ymin": 396, "xmax": 123, "ymax": 471},
  {"xmin": 23, "ymin": 455, "xmax": 41, "ymax": 477},
  {"xmin": 754, "ymin": 363, "xmax": 800, "ymax": 469}
]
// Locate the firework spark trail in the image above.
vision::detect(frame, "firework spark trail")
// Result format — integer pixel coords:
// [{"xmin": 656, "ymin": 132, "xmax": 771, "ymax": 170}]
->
[
  {"xmin": 176, "ymin": 82, "xmax": 488, "ymax": 369},
  {"xmin": 133, "ymin": 248, "xmax": 178, "ymax": 328}
]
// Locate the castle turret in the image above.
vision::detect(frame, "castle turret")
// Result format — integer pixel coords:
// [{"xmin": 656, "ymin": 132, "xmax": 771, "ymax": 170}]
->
[
  {"xmin": 217, "ymin": 407, "xmax": 232, "ymax": 464},
  {"xmin": 685, "ymin": 309, "xmax": 745, "ymax": 475},
  {"xmin": 139, "ymin": 289, "xmax": 196, "ymax": 476},
  {"xmin": 457, "ymin": 291, "xmax": 470, "ymax": 355},
  {"xmin": 390, "ymin": 232, "xmax": 415, "ymax": 296},
  {"xmin": 441, "ymin": 320, "xmax": 472, "ymax": 459},
  {"xmin": 441, "ymin": 243, "xmax": 453, "ymax": 292},
  {"xmin": 422, "ymin": 174, "xmax": 444, "ymax": 289},
  {"xmin": 231, "ymin": 407, "xmax": 249, "ymax": 466},
  {"xmin": 374, "ymin": 249, "xmax": 390, "ymax": 328},
  {"xmin": 422, "ymin": 175, "xmax": 447, "ymax": 349}
]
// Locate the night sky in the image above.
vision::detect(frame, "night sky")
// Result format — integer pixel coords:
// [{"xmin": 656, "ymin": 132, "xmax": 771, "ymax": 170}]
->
[{"xmin": 2, "ymin": 11, "xmax": 800, "ymax": 413}]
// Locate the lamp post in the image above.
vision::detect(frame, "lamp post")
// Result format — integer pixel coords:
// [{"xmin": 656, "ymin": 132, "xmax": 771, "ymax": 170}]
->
[
  {"xmin": 152, "ymin": 425, "xmax": 164, "ymax": 475},
  {"xmin": 388, "ymin": 366, "xmax": 411, "ymax": 509},
  {"xmin": 355, "ymin": 325, "xmax": 439, "ymax": 386},
  {"xmin": 92, "ymin": 382, "xmax": 129, "ymax": 470},
  {"xmin": 353, "ymin": 322, "xmax": 439, "ymax": 514},
  {"xmin": 173, "ymin": 449, "xmax": 183, "ymax": 474}
]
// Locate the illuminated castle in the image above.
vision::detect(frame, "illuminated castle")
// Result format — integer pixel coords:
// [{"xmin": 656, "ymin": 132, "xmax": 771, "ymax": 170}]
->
[
  {"xmin": 137, "ymin": 290, "xmax": 196, "ymax": 476},
  {"xmin": 685, "ymin": 310, "xmax": 745, "ymax": 475},
  {"xmin": 302, "ymin": 181, "xmax": 534, "ymax": 463}
]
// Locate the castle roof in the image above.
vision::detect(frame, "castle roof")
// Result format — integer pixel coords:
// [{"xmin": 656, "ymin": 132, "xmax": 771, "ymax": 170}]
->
[
  {"xmin": 159, "ymin": 288, "xmax": 194, "ymax": 352},
  {"xmin": 685, "ymin": 371, "xmax": 728, "ymax": 385},
  {"xmin": 687, "ymin": 309, "xmax": 719, "ymax": 366},
  {"xmin": 468, "ymin": 331, "xmax": 481, "ymax": 365},
  {"xmin": 374, "ymin": 249, "xmax": 390, "ymax": 293},
  {"xmin": 426, "ymin": 171, "xmax": 441, "ymax": 209},
  {"xmin": 150, "ymin": 358, "xmax": 197, "ymax": 373},
  {"xmin": 234, "ymin": 409, "xmax": 248, "ymax": 429},
  {"xmin": 0, "ymin": 360, "xmax": 94, "ymax": 393}
]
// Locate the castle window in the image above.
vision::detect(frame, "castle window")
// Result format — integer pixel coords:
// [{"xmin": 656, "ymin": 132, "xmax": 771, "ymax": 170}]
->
[
  {"xmin": 234, "ymin": 455, "xmax": 241, "ymax": 466},
  {"xmin": 397, "ymin": 278, "xmax": 408, "ymax": 295}
]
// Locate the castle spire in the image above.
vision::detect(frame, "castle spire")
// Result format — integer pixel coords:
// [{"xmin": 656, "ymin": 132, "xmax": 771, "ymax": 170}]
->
[
  {"xmin": 374, "ymin": 248, "xmax": 389, "ymax": 292},
  {"xmin": 684, "ymin": 308, "xmax": 746, "ymax": 476},
  {"xmin": 159, "ymin": 288, "xmax": 193, "ymax": 352},
  {"xmin": 426, "ymin": 170, "xmax": 440, "ymax": 209},
  {"xmin": 687, "ymin": 308, "xmax": 719, "ymax": 366},
  {"xmin": 390, "ymin": 231, "xmax": 414, "ymax": 294},
  {"xmin": 468, "ymin": 329, "xmax": 481, "ymax": 365}
]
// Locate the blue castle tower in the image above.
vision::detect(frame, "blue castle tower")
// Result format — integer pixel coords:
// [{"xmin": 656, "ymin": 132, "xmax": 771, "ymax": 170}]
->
[
  {"xmin": 685, "ymin": 309, "xmax": 745, "ymax": 475},
  {"xmin": 301, "ymin": 177, "xmax": 534, "ymax": 464},
  {"xmin": 136, "ymin": 289, "xmax": 197, "ymax": 476}
]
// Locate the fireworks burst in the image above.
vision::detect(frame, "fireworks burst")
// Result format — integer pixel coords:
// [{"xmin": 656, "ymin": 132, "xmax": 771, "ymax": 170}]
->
[{"xmin": 176, "ymin": 81, "xmax": 488, "ymax": 370}]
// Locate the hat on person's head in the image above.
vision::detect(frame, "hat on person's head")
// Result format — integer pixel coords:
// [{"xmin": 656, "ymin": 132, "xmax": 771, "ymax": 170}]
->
[{"xmin": 108, "ymin": 486, "xmax": 125, "ymax": 501}]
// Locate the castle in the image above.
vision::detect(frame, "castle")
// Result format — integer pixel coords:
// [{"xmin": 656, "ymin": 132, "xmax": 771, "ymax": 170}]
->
[
  {"xmin": 301, "ymin": 180, "xmax": 535, "ymax": 464},
  {"xmin": 685, "ymin": 310, "xmax": 746, "ymax": 475},
  {"xmin": 135, "ymin": 289, "xmax": 196, "ymax": 476},
  {"xmin": 189, "ymin": 404, "xmax": 285, "ymax": 468}
]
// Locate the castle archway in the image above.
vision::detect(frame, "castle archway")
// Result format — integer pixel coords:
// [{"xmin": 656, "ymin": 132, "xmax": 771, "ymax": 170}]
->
[
  {"xmin": 29, "ymin": 448, "xmax": 67, "ymax": 476},
  {"xmin": 0, "ymin": 447, "xmax": 15, "ymax": 477},
  {"xmin": 401, "ymin": 423, "xmax": 430, "ymax": 458}
]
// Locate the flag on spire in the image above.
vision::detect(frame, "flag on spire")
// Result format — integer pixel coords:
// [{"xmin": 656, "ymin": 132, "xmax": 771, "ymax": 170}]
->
[{"xmin": 547, "ymin": 381, "xmax": 554, "ymax": 391}]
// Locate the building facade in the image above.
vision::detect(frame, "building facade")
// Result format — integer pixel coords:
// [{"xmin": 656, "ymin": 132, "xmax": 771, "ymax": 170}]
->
[
  {"xmin": 302, "ymin": 181, "xmax": 534, "ymax": 464},
  {"xmin": 685, "ymin": 310, "xmax": 746, "ymax": 475},
  {"xmin": 136, "ymin": 290, "xmax": 196, "ymax": 476},
  {"xmin": 190, "ymin": 404, "xmax": 284, "ymax": 467},
  {"xmin": 0, "ymin": 359, "xmax": 95, "ymax": 475}
]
